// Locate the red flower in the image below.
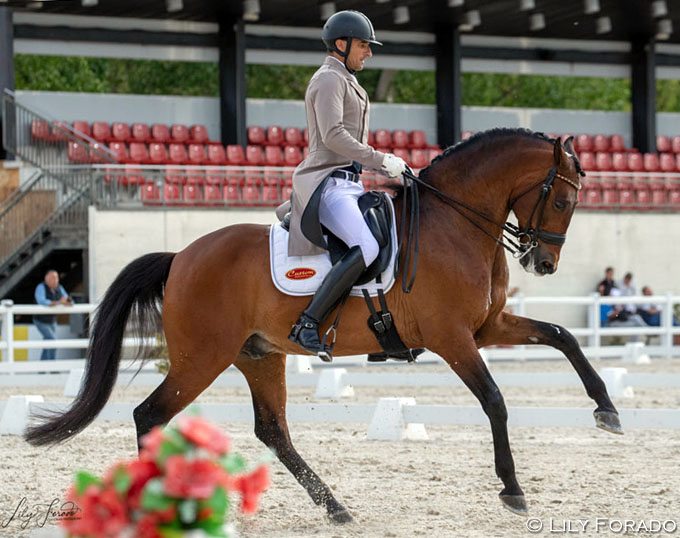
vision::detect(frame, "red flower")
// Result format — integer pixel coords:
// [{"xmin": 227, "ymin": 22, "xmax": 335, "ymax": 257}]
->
[
  {"xmin": 139, "ymin": 427, "xmax": 166, "ymax": 461},
  {"xmin": 135, "ymin": 514, "xmax": 164, "ymax": 538},
  {"xmin": 177, "ymin": 416, "xmax": 230, "ymax": 455},
  {"xmin": 62, "ymin": 485, "xmax": 129, "ymax": 538},
  {"xmin": 163, "ymin": 456, "xmax": 228, "ymax": 499},
  {"xmin": 125, "ymin": 460, "xmax": 162, "ymax": 509},
  {"xmin": 234, "ymin": 465, "xmax": 270, "ymax": 514}
]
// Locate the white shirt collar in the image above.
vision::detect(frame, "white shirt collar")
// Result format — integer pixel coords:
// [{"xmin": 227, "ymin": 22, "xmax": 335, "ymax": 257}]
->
[{"xmin": 328, "ymin": 56, "xmax": 357, "ymax": 83}]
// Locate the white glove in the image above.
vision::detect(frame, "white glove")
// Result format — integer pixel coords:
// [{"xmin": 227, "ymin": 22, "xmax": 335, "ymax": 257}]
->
[{"xmin": 381, "ymin": 153, "xmax": 407, "ymax": 179}]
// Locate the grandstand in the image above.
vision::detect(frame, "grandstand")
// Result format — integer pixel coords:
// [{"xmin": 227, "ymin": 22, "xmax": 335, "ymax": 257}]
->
[{"xmin": 1, "ymin": 1, "xmax": 680, "ymax": 309}]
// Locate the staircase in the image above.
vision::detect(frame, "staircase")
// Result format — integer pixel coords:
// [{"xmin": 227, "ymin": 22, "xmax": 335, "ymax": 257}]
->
[{"xmin": 0, "ymin": 90, "xmax": 116, "ymax": 299}]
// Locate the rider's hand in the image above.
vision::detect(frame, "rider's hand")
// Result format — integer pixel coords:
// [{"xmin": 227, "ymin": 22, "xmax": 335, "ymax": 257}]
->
[{"xmin": 381, "ymin": 153, "xmax": 408, "ymax": 179}]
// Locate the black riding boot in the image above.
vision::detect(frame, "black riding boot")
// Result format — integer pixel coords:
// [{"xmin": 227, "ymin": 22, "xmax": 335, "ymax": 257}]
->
[{"xmin": 289, "ymin": 246, "xmax": 366, "ymax": 361}]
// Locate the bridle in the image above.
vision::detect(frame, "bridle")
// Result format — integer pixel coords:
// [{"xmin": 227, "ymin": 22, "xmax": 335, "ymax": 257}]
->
[{"xmin": 397, "ymin": 146, "xmax": 584, "ymax": 293}]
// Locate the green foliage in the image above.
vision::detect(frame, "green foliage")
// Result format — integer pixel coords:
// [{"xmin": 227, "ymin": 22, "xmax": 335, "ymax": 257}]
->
[{"xmin": 12, "ymin": 54, "xmax": 680, "ymax": 112}]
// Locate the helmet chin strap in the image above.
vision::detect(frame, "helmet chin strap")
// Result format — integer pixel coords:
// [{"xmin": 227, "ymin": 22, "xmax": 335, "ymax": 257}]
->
[{"xmin": 338, "ymin": 37, "xmax": 356, "ymax": 75}]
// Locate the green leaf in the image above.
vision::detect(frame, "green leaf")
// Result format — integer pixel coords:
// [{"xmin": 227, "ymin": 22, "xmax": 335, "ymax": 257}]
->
[
  {"xmin": 157, "ymin": 439, "xmax": 185, "ymax": 464},
  {"xmin": 112, "ymin": 467, "xmax": 132, "ymax": 495},
  {"xmin": 140, "ymin": 478, "xmax": 174, "ymax": 511},
  {"xmin": 74, "ymin": 471, "xmax": 101, "ymax": 495},
  {"xmin": 158, "ymin": 526, "xmax": 186, "ymax": 538},
  {"xmin": 200, "ymin": 486, "xmax": 228, "ymax": 522},
  {"xmin": 220, "ymin": 453, "xmax": 246, "ymax": 474},
  {"xmin": 195, "ymin": 519, "xmax": 228, "ymax": 537},
  {"xmin": 178, "ymin": 499, "xmax": 198, "ymax": 524}
]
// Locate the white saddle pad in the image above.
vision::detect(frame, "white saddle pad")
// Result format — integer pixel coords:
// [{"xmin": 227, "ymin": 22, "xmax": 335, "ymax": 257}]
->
[{"xmin": 269, "ymin": 197, "xmax": 398, "ymax": 297}]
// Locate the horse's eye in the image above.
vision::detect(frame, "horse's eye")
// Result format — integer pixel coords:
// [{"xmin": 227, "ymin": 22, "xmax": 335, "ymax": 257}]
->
[{"xmin": 554, "ymin": 199, "xmax": 567, "ymax": 210}]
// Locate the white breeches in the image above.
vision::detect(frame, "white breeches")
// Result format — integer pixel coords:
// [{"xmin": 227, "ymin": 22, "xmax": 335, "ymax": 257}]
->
[{"xmin": 318, "ymin": 177, "xmax": 379, "ymax": 267}]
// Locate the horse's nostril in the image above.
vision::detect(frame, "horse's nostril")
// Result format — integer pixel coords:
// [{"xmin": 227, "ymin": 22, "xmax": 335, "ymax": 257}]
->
[{"xmin": 541, "ymin": 260, "xmax": 555, "ymax": 273}]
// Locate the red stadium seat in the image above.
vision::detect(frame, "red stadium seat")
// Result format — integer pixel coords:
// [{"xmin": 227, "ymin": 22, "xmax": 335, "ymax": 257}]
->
[
  {"xmin": 151, "ymin": 124, "xmax": 170, "ymax": 144},
  {"xmin": 72, "ymin": 121, "xmax": 92, "ymax": 140},
  {"xmin": 131, "ymin": 123, "xmax": 151, "ymax": 143},
  {"xmin": 119, "ymin": 165, "xmax": 144, "ymax": 186},
  {"xmin": 612, "ymin": 152, "xmax": 628, "ymax": 171},
  {"xmin": 262, "ymin": 177, "xmax": 281, "ymax": 203},
  {"xmin": 627, "ymin": 153, "xmax": 643, "ymax": 172},
  {"xmin": 264, "ymin": 145, "xmax": 283, "ymax": 166},
  {"xmin": 671, "ymin": 136, "xmax": 680, "ymax": 154},
  {"xmin": 595, "ymin": 152, "xmax": 612, "ymax": 171},
  {"xmin": 643, "ymin": 153, "xmax": 660, "ymax": 172},
  {"xmin": 428, "ymin": 148, "xmax": 442, "ymax": 161},
  {"xmin": 410, "ymin": 149, "xmax": 429, "ymax": 169},
  {"xmin": 148, "ymin": 143, "xmax": 169, "ymax": 165},
  {"xmin": 593, "ymin": 134, "xmax": 609, "ymax": 153},
  {"xmin": 207, "ymin": 144, "xmax": 227, "ymax": 165},
  {"xmin": 656, "ymin": 135, "xmax": 671, "ymax": 153},
  {"xmin": 392, "ymin": 129, "xmax": 409, "ymax": 149},
  {"xmin": 183, "ymin": 184, "xmax": 203, "ymax": 203},
  {"xmin": 284, "ymin": 127, "xmax": 303, "ymax": 147},
  {"xmin": 164, "ymin": 184, "xmax": 180, "ymax": 203},
  {"xmin": 168, "ymin": 143, "xmax": 188, "ymax": 165},
  {"xmin": 171, "ymin": 124, "xmax": 190, "ymax": 143},
  {"xmin": 582, "ymin": 182, "xmax": 602, "ymax": 207},
  {"xmin": 108, "ymin": 141, "xmax": 129, "ymax": 163},
  {"xmin": 205, "ymin": 184, "xmax": 222, "ymax": 203},
  {"xmin": 164, "ymin": 166, "xmax": 186, "ymax": 185},
  {"xmin": 265, "ymin": 125, "xmax": 284, "ymax": 146},
  {"xmin": 367, "ymin": 130, "xmax": 375, "ymax": 147},
  {"xmin": 225, "ymin": 144, "xmax": 244, "ymax": 165},
  {"xmin": 189, "ymin": 124, "xmax": 210, "ymax": 144},
  {"xmin": 243, "ymin": 176, "xmax": 262, "ymax": 203},
  {"xmin": 303, "ymin": 128, "xmax": 309, "ymax": 146},
  {"xmin": 374, "ymin": 129, "xmax": 392, "ymax": 149},
  {"xmin": 409, "ymin": 130, "xmax": 428, "ymax": 149},
  {"xmin": 393, "ymin": 148, "xmax": 410, "ymax": 166},
  {"xmin": 31, "ymin": 120, "xmax": 50, "ymax": 141},
  {"xmin": 141, "ymin": 182, "xmax": 160, "ymax": 205},
  {"xmin": 111, "ymin": 122, "xmax": 131, "ymax": 143},
  {"xmin": 578, "ymin": 152, "xmax": 595, "ymax": 171},
  {"xmin": 128, "ymin": 142, "xmax": 149, "ymax": 164},
  {"xmin": 224, "ymin": 179, "xmax": 241, "ymax": 202},
  {"xmin": 462, "ymin": 130, "xmax": 474, "ymax": 141},
  {"xmin": 92, "ymin": 122, "xmax": 111, "ymax": 143},
  {"xmin": 303, "ymin": 146, "xmax": 309, "ymax": 160},
  {"xmin": 575, "ymin": 134, "xmax": 593, "ymax": 153},
  {"xmin": 609, "ymin": 134, "xmax": 625, "ymax": 153},
  {"xmin": 188, "ymin": 143, "xmax": 207, "ymax": 165},
  {"xmin": 660, "ymin": 153, "xmax": 675, "ymax": 172},
  {"xmin": 185, "ymin": 167, "xmax": 206, "ymax": 185},
  {"xmin": 676, "ymin": 154, "xmax": 680, "ymax": 172},
  {"xmin": 246, "ymin": 145, "xmax": 264, "ymax": 166},
  {"xmin": 68, "ymin": 142, "xmax": 89, "ymax": 163},
  {"xmin": 247, "ymin": 126, "xmax": 266, "ymax": 145},
  {"xmin": 284, "ymin": 145, "xmax": 302, "ymax": 166}
]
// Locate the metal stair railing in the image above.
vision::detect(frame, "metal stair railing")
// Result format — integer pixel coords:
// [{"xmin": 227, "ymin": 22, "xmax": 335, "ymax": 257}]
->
[{"xmin": 1, "ymin": 90, "xmax": 116, "ymax": 281}]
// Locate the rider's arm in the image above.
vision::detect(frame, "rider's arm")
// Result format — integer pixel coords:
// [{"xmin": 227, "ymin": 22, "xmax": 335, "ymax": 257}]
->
[{"xmin": 311, "ymin": 72, "xmax": 385, "ymax": 171}]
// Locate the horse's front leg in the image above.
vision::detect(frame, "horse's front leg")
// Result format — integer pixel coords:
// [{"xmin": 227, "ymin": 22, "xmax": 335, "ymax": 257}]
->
[
  {"xmin": 435, "ymin": 340, "xmax": 527, "ymax": 515},
  {"xmin": 476, "ymin": 311, "xmax": 622, "ymax": 434}
]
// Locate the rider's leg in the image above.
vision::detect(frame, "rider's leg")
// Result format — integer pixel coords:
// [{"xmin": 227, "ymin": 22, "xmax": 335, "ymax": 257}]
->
[{"xmin": 289, "ymin": 179, "xmax": 379, "ymax": 357}]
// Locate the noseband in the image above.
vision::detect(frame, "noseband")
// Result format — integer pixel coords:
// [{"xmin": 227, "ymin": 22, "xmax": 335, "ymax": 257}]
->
[{"xmin": 505, "ymin": 166, "xmax": 583, "ymax": 259}]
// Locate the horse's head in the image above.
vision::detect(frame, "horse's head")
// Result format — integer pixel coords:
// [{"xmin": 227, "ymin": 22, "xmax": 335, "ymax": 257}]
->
[{"xmin": 510, "ymin": 136, "xmax": 583, "ymax": 276}]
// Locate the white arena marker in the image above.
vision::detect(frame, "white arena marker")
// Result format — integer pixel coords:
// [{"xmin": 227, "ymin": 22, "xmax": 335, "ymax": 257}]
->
[
  {"xmin": 286, "ymin": 354, "xmax": 313, "ymax": 374},
  {"xmin": 621, "ymin": 342, "xmax": 651, "ymax": 364},
  {"xmin": 0, "ymin": 395, "xmax": 44, "ymax": 435},
  {"xmin": 63, "ymin": 368, "xmax": 85, "ymax": 398},
  {"xmin": 315, "ymin": 368, "xmax": 354, "ymax": 399},
  {"xmin": 367, "ymin": 397, "xmax": 428, "ymax": 441},
  {"xmin": 599, "ymin": 367, "xmax": 634, "ymax": 398}
]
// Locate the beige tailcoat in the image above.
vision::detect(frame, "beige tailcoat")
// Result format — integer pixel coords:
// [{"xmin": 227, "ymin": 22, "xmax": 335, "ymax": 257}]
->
[{"xmin": 275, "ymin": 56, "xmax": 386, "ymax": 256}]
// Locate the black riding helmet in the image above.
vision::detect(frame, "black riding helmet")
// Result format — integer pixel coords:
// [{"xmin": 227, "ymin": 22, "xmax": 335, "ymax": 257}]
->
[{"xmin": 322, "ymin": 10, "xmax": 382, "ymax": 73}]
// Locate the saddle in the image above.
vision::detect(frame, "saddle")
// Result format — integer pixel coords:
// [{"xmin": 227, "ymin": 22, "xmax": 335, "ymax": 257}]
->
[{"xmin": 282, "ymin": 190, "xmax": 394, "ymax": 285}]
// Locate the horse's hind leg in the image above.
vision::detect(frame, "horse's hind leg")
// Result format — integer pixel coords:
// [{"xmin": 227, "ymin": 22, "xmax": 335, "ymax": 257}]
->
[
  {"xmin": 235, "ymin": 352, "xmax": 353, "ymax": 524},
  {"xmin": 436, "ymin": 341, "xmax": 527, "ymax": 515},
  {"xmin": 476, "ymin": 312, "xmax": 622, "ymax": 434}
]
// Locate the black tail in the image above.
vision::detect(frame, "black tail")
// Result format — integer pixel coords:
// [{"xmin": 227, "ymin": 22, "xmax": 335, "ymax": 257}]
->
[{"xmin": 24, "ymin": 252, "xmax": 176, "ymax": 446}]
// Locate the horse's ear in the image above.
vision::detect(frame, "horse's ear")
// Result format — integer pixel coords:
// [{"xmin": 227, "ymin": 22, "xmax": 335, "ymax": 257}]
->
[
  {"xmin": 553, "ymin": 136, "xmax": 564, "ymax": 164},
  {"xmin": 563, "ymin": 135, "xmax": 576, "ymax": 156}
]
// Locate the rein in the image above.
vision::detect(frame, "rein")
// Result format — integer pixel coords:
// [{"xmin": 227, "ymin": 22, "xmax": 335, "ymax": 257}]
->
[{"xmin": 397, "ymin": 158, "xmax": 582, "ymax": 293}]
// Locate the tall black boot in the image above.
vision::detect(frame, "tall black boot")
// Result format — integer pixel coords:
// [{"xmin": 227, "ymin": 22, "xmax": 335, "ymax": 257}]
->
[{"xmin": 289, "ymin": 246, "xmax": 366, "ymax": 360}]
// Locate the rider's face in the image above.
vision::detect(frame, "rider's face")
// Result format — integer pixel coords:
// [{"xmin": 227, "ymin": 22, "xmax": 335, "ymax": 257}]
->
[{"xmin": 335, "ymin": 39, "xmax": 372, "ymax": 71}]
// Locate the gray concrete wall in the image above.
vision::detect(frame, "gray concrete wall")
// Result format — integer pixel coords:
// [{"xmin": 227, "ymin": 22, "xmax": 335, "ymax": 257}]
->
[{"xmin": 18, "ymin": 90, "xmax": 680, "ymax": 149}]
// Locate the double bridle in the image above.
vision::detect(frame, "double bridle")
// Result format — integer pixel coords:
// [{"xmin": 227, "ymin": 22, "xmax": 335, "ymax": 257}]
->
[{"xmin": 397, "ymin": 156, "xmax": 583, "ymax": 293}]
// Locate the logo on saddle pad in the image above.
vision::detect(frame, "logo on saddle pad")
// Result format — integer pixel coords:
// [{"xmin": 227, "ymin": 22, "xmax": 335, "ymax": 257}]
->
[{"xmin": 285, "ymin": 268, "xmax": 317, "ymax": 280}]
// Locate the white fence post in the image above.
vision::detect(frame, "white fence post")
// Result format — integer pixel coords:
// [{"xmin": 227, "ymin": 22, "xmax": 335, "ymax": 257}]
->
[
  {"xmin": 1, "ymin": 300, "xmax": 15, "ymax": 368},
  {"xmin": 590, "ymin": 293, "xmax": 600, "ymax": 350},
  {"xmin": 367, "ymin": 397, "xmax": 428, "ymax": 441},
  {"xmin": 315, "ymin": 368, "xmax": 354, "ymax": 398},
  {"xmin": 0, "ymin": 395, "xmax": 43, "ymax": 435},
  {"xmin": 64, "ymin": 368, "xmax": 85, "ymax": 397},
  {"xmin": 599, "ymin": 367, "xmax": 633, "ymax": 398},
  {"xmin": 286, "ymin": 355, "xmax": 313, "ymax": 374},
  {"xmin": 662, "ymin": 292, "xmax": 674, "ymax": 357},
  {"xmin": 622, "ymin": 342, "xmax": 650, "ymax": 364}
]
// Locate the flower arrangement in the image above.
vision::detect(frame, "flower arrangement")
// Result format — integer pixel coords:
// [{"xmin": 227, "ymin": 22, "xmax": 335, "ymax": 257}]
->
[{"xmin": 61, "ymin": 415, "xmax": 270, "ymax": 538}]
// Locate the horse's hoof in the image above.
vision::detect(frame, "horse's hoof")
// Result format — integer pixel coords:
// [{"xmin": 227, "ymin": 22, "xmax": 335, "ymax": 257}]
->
[
  {"xmin": 500, "ymin": 494, "xmax": 528, "ymax": 516},
  {"xmin": 328, "ymin": 509, "xmax": 354, "ymax": 524},
  {"xmin": 594, "ymin": 410, "xmax": 624, "ymax": 435}
]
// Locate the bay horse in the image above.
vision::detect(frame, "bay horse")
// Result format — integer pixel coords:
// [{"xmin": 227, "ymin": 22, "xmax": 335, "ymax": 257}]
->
[{"xmin": 25, "ymin": 128, "xmax": 622, "ymax": 522}]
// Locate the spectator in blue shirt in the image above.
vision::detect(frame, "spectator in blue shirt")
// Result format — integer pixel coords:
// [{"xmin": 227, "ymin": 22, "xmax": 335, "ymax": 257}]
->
[{"xmin": 34, "ymin": 270, "xmax": 71, "ymax": 360}]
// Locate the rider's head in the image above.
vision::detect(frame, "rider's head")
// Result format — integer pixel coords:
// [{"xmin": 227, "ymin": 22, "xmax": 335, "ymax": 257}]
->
[{"xmin": 322, "ymin": 10, "xmax": 382, "ymax": 74}]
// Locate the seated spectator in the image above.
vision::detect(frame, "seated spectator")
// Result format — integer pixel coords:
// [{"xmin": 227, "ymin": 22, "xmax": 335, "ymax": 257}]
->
[
  {"xmin": 606, "ymin": 287, "xmax": 647, "ymax": 328},
  {"xmin": 597, "ymin": 266, "xmax": 615, "ymax": 296},
  {"xmin": 637, "ymin": 286, "xmax": 661, "ymax": 326}
]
